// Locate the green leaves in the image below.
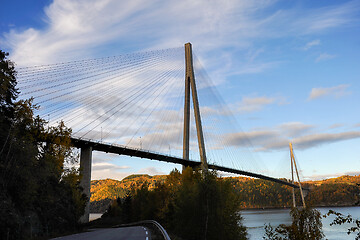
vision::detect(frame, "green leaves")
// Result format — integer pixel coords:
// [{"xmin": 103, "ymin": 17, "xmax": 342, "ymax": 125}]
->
[
  {"xmin": 263, "ymin": 207, "xmax": 325, "ymax": 240},
  {"xmin": 324, "ymin": 210, "xmax": 360, "ymax": 239}
]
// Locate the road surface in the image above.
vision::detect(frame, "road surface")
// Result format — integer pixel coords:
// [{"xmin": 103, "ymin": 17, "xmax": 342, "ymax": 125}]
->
[{"xmin": 52, "ymin": 226, "xmax": 151, "ymax": 240}]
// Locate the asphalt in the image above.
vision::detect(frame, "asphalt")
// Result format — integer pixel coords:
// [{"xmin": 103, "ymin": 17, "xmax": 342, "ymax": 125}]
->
[{"xmin": 51, "ymin": 226, "xmax": 151, "ymax": 240}]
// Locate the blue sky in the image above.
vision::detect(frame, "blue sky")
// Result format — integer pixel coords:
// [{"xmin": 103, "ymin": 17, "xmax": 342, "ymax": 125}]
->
[{"xmin": 1, "ymin": 0, "xmax": 360, "ymax": 180}]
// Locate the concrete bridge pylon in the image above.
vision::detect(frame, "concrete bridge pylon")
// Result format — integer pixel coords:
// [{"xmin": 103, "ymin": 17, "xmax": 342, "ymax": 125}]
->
[
  {"xmin": 183, "ymin": 42, "xmax": 208, "ymax": 171},
  {"xmin": 79, "ymin": 146, "xmax": 92, "ymax": 223}
]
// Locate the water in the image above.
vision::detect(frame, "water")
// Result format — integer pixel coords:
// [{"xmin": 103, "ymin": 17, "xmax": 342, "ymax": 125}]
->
[
  {"xmin": 242, "ymin": 206, "xmax": 360, "ymax": 240},
  {"xmin": 90, "ymin": 207, "xmax": 360, "ymax": 239},
  {"xmin": 89, "ymin": 213, "xmax": 103, "ymax": 221}
]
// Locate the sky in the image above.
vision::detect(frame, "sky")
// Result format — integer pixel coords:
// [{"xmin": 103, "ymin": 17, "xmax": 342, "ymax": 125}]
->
[{"xmin": 1, "ymin": 0, "xmax": 360, "ymax": 181}]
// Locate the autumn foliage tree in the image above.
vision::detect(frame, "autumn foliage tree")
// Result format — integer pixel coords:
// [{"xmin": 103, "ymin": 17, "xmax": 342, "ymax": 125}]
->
[{"xmin": 104, "ymin": 167, "xmax": 248, "ymax": 240}]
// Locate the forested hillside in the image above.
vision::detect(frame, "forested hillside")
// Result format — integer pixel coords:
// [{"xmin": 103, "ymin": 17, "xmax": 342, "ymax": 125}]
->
[
  {"xmin": 90, "ymin": 175, "xmax": 167, "ymax": 212},
  {"xmin": 90, "ymin": 174, "xmax": 360, "ymax": 213}
]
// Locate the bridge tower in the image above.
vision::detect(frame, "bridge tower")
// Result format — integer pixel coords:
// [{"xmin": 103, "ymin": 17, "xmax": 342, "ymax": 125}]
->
[
  {"xmin": 183, "ymin": 43, "xmax": 208, "ymax": 171},
  {"xmin": 77, "ymin": 43, "xmax": 209, "ymax": 223},
  {"xmin": 289, "ymin": 142, "xmax": 306, "ymax": 208}
]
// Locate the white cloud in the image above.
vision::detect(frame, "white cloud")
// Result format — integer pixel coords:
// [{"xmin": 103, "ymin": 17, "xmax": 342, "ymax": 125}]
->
[
  {"xmin": 247, "ymin": 48, "xmax": 265, "ymax": 62},
  {"xmin": 92, "ymin": 162, "xmax": 130, "ymax": 171},
  {"xmin": 196, "ymin": 95, "xmax": 288, "ymax": 118},
  {"xmin": 1, "ymin": 0, "xmax": 272, "ymax": 66},
  {"xmin": 290, "ymin": 131, "xmax": 360, "ymax": 150},
  {"xmin": 238, "ymin": 96, "xmax": 275, "ymax": 113},
  {"xmin": 303, "ymin": 171, "xmax": 360, "ymax": 181},
  {"xmin": 278, "ymin": 122, "xmax": 314, "ymax": 137},
  {"xmin": 315, "ymin": 53, "xmax": 336, "ymax": 62},
  {"xmin": 303, "ymin": 39, "xmax": 320, "ymax": 50},
  {"xmin": 91, "ymin": 166, "xmax": 167, "ymax": 180},
  {"xmin": 293, "ymin": 1, "xmax": 360, "ymax": 34},
  {"xmin": 91, "ymin": 169, "xmax": 129, "ymax": 181},
  {"xmin": 2, "ymin": 0, "xmax": 359, "ymax": 178},
  {"xmin": 328, "ymin": 123, "xmax": 343, "ymax": 129},
  {"xmin": 1, "ymin": 0, "xmax": 357, "ymax": 68},
  {"xmin": 229, "ymin": 61, "xmax": 281, "ymax": 75},
  {"xmin": 308, "ymin": 84, "xmax": 350, "ymax": 100},
  {"xmin": 224, "ymin": 130, "xmax": 278, "ymax": 148},
  {"xmin": 91, "ymin": 162, "xmax": 131, "ymax": 180},
  {"xmin": 236, "ymin": 95, "xmax": 287, "ymax": 113},
  {"xmin": 138, "ymin": 167, "xmax": 166, "ymax": 175},
  {"xmin": 223, "ymin": 122, "xmax": 360, "ymax": 151}
]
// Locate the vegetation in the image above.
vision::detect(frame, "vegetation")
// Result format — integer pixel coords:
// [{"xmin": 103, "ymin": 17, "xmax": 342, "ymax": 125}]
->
[
  {"xmin": 2, "ymin": 49, "xmax": 358, "ymax": 240},
  {"xmin": 324, "ymin": 210, "xmax": 360, "ymax": 240},
  {"xmin": 90, "ymin": 174, "xmax": 360, "ymax": 212},
  {"xmin": 101, "ymin": 167, "xmax": 248, "ymax": 240},
  {"xmin": 0, "ymin": 50, "xmax": 86, "ymax": 239},
  {"xmin": 263, "ymin": 207, "xmax": 324, "ymax": 240},
  {"xmin": 90, "ymin": 175, "xmax": 167, "ymax": 213}
]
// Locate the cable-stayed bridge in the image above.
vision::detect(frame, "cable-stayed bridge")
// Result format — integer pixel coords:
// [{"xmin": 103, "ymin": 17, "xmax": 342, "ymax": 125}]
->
[{"xmin": 17, "ymin": 43, "xmax": 304, "ymax": 222}]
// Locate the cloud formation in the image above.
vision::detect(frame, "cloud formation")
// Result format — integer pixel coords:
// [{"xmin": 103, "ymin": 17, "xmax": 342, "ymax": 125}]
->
[
  {"xmin": 308, "ymin": 84, "xmax": 350, "ymax": 100},
  {"xmin": 1, "ymin": 0, "xmax": 358, "ymax": 68},
  {"xmin": 2, "ymin": 0, "xmax": 359, "ymax": 180},
  {"xmin": 278, "ymin": 122, "xmax": 314, "ymax": 137},
  {"xmin": 1, "ymin": 0, "xmax": 270, "ymax": 66},
  {"xmin": 289, "ymin": 131, "xmax": 360, "ymax": 150},
  {"xmin": 236, "ymin": 96, "xmax": 287, "ymax": 113},
  {"xmin": 91, "ymin": 162, "xmax": 131, "ymax": 180},
  {"xmin": 293, "ymin": 1, "xmax": 360, "ymax": 34},
  {"xmin": 303, "ymin": 39, "xmax": 320, "ymax": 50},
  {"xmin": 92, "ymin": 162, "xmax": 130, "ymax": 171},
  {"xmin": 138, "ymin": 167, "xmax": 166, "ymax": 175},
  {"xmin": 305, "ymin": 171, "xmax": 360, "ymax": 181},
  {"xmin": 315, "ymin": 53, "xmax": 336, "ymax": 62},
  {"xmin": 223, "ymin": 122, "xmax": 360, "ymax": 151}
]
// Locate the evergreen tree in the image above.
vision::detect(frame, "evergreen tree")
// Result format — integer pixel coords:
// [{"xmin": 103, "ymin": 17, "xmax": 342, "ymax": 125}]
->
[
  {"xmin": 0, "ymin": 50, "xmax": 86, "ymax": 239},
  {"xmin": 0, "ymin": 50, "xmax": 18, "ymax": 122}
]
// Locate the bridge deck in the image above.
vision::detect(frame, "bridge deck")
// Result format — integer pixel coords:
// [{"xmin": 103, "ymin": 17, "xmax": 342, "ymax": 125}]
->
[{"xmin": 71, "ymin": 137, "xmax": 304, "ymax": 189}]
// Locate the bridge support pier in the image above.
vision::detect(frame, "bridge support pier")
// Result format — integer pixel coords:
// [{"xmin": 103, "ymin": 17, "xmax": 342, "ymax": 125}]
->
[{"xmin": 79, "ymin": 146, "xmax": 93, "ymax": 223}]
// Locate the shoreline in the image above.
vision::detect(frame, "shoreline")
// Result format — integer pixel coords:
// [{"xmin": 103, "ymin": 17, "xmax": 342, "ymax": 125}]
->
[
  {"xmin": 90, "ymin": 204, "xmax": 360, "ymax": 215},
  {"xmin": 239, "ymin": 204, "xmax": 360, "ymax": 211}
]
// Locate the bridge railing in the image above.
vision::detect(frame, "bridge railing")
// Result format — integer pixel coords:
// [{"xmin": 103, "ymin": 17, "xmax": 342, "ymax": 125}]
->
[
  {"xmin": 73, "ymin": 136, "xmax": 186, "ymax": 161},
  {"xmin": 71, "ymin": 136, "xmax": 306, "ymax": 190}
]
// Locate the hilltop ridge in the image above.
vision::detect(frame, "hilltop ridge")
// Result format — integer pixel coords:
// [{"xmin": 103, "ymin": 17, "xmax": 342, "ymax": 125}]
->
[{"xmin": 90, "ymin": 174, "xmax": 360, "ymax": 213}]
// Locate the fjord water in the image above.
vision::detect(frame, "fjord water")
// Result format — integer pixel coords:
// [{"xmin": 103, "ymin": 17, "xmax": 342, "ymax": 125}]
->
[
  {"xmin": 89, "ymin": 213, "xmax": 103, "ymax": 221},
  {"xmin": 90, "ymin": 206, "xmax": 360, "ymax": 239},
  {"xmin": 242, "ymin": 206, "xmax": 360, "ymax": 240}
]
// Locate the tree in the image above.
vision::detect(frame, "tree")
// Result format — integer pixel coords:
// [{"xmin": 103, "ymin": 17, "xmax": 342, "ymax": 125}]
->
[
  {"xmin": 324, "ymin": 210, "xmax": 360, "ymax": 240},
  {"xmin": 0, "ymin": 50, "xmax": 86, "ymax": 239},
  {"xmin": 263, "ymin": 207, "xmax": 324, "ymax": 240},
  {"xmin": 0, "ymin": 50, "xmax": 18, "ymax": 122},
  {"xmin": 101, "ymin": 167, "xmax": 248, "ymax": 240}
]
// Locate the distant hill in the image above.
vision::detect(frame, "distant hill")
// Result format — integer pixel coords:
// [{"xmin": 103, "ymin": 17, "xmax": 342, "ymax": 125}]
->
[
  {"xmin": 90, "ymin": 174, "xmax": 360, "ymax": 213},
  {"xmin": 305, "ymin": 175, "xmax": 360, "ymax": 185},
  {"xmin": 90, "ymin": 175, "xmax": 167, "ymax": 212}
]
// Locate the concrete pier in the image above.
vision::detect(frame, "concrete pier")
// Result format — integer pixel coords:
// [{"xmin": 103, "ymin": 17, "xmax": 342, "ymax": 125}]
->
[{"xmin": 79, "ymin": 146, "xmax": 92, "ymax": 223}]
